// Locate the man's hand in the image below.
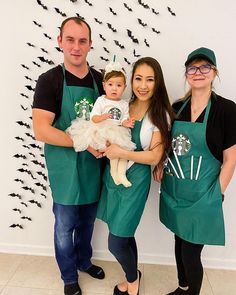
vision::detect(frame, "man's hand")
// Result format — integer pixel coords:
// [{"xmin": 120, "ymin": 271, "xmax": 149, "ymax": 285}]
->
[{"xmin": 87, "ymin": 146, "xmax": 104, "ymax": 159}]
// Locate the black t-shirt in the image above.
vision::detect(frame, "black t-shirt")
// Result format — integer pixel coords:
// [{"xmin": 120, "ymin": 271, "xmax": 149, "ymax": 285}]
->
[
  {"xmin": 172, "ymin": 92, "xmax": 236, "ymax": 163},
  {"xmin": 33, "ymin": 65, "xmax": 104, "ymax": 121}
]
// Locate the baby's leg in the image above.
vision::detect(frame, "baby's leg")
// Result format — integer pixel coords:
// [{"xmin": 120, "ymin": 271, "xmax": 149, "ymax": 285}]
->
[
  {"xmin": 110, "ymin": 159, "xmax": 120, "ymax": 185},
  {"xmin": 117, "ymin": 159, "xmax": 132, "ymax": 187}
]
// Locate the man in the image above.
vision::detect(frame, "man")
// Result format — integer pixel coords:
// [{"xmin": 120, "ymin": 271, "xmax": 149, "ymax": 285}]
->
[{"xmin": 32, "ymin": 17, "xmax": 105, "ymax": 295}]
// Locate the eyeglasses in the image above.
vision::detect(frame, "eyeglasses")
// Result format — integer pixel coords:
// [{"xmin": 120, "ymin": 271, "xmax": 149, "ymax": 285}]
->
[{"xmin": 186, "ymin": 64, "xmax": 214, "ymax": 75}]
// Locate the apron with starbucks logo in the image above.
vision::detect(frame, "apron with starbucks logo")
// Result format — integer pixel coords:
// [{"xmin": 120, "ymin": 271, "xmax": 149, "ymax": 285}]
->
[
  {"xmin": 44, "ymin": 65, "xmax": 103, "ymax": 205},
  {"xmin": 160, "ymin": 98, "xmax": 225, "ymax": 245}
]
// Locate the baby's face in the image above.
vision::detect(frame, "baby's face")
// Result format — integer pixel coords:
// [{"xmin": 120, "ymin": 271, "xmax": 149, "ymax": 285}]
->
[{"xmin": 103, "ymin": 76, "xmax": 126, "ymax": 100}]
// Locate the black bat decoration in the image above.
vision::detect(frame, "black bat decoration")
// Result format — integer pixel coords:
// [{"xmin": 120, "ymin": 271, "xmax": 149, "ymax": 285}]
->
[
  {"xmin": 35, "ymin": 182, "xmax": 47, "ymax": 191},
  {"xmin": 138, "ymin": 0, "xmax": 149, "ymax": 9},
  {"xmin": 114, "ymin": 40, "xmax": 125, "ymax": 49},
  {"xmin": 13, "ymin": 208, "xmax": 22, "ymax": 214},
  {"xmin": 144, "ymin": 38, "xmax": 150, "ymax": 47},
  {"xmin": 22, "ymin": 145, "xmax": 30, "ymax": 149},
  {"xmin": 10, "ymin": 224, "xmax": 23, "ymax": 229},
  {"xmin": 123, "ymin": 3, "xmax": 132, "ymax": 12},
  {"xmin": 99, "ymin": 34, "xmax": 106, "ymax": 41},
  {"xmin": 70, "ymin": 0, "xmax": 77, "ymax": 2},
  {"xmin": 25, "ymin": 133, "xmax": 35, "ymax": 140},
  {"xmin": 36, "ymin": 0, "xmax": 48, "ymax": 10},
  {"xmin": 21, "ymin": 202, "xmax": 28, "ymax": 207},
  {"xmin": 20, "ymin": 93, "xmax": 29, "ymax": 98},
  {"xmin": 133, "ymin": 49, "xmax": 141, "ymax": 57},
  {"xmin": 29, "ymin": 143, "xmax": 42, "ymax": 150},
  {"xmin": 27, "ymin": 42, "xmax": 35, "ymax": 47},
  {"xmin": 21, "ymin": 64, "xmax": 30, "ymax": 70},
  {"xmin": 16, "ymin": 121, "xmax": 30, "ymax": 129},
  {"xmin": 124, "ymin": 57, "xmax": 131, "ymax": 65},
  {"xmin": 24, "ymin": 76, "xmax": 33, "ymax": 81},
  {"xmin": 21, "ymin": 105, "xmax": 28, "ymax": 111},
  {"xmin": 22, "ymin": 186, "xmax": 35, "ymax": 194},
  {"xmin": 14, "ymin": 136, "xmax": 24, "ymax": 142},
  {"xmin": 54, "ymin": 7, "xmax": 67, "ymax": 17},
  {"xmin": 152, "ymin": 28, "xmax": 161, "ymax": 34},
  {"xmin": 32, "ymin": 160, "xmax": 45, "ymax": 168},
  {"xmin": 76, "ymin": 13, "xmax": 85, "ymax": 20},
  {"xmin": 94, "ymin": 18, "xmax": 102, "ymax": 25},
  {"xmin": 37, "ymin": 171, "xmax": 47, "ymax": 181},
  {"xmin": 55, "ymin": 47, "xmax": 63, "ymax": 52},
  {"xmin": 21, "ymin": 216, "xmax": 32, "ymax": 221},
  {"xmin": 14, "ymin": 154, "xmax": 26, "ymax": 159},
  {"xmin": 40, "ymin": 193, "xmax": 47, "ymax": 198},
  {"xmin": 152, "ymin": 8, "xmax": 159, "ymax": 15},
  {"xmin": 137, "ymin": 18, "xmax": 147, "ymax": 27},
  {"xmin": 17, "ymin": 168, "xmax": 36, "ymax": 179},
  {"xmin": 28, "ymin": 199, "xmax": 42, "ymax": 208},
  {"xmin": 100, "ymin": 56, "xmax": 109, "ymax": 62},
  {"xmin": 29, "ymin": 152, "xmax": 36, "ymax": 158},
  {"xmin": 107, "ymin": 23, "xmax": 117, "ymax": 33},
  {"xmin": 38, "ymin": 56, "xmax": 55, "ymax": 65},
  {"xmin": 25, "ymin": 85, "xmax": 35, "ymax": 91},
  {"xmin": 14, "ymin": 178, "xmax": 24, "ymax": 184},
  {"xmin": 43, "ymin": 33, "xmax": 52, "ymax": 40},
  {"xmin": 33, "ymin": 20, "xmax": 42, "ymax": 27},
  {"xmin": 41, "ymin": 48, "xmax": 48, "ymax": 54},
  {"xmin": 22, "ymin": 163, "xmax": 28, "ymax": 167},
  {"xmin": 127, "ymin": 29, "xmax": 139, "ymax": 44},
  {"xmin": 8, "ymin": 193, "xmax": 22, "ymax": 199},
  {"xmin": 109, "ymin": 7, "xmax": 117, "ymax": 16},
  {"xmin": 84, "ymin": 0, "xmax": 92, "ymax": 6},
  {"xmin": 32, "ymin": 61, "xmax": 41, "ymax": 67},
  {"xmin": 167, "ymin": 6, "xmax": 176, "ymax": 16},
  {"xmin": 103, "ymin": 47, "xmax": 110, "ymax": 54}
]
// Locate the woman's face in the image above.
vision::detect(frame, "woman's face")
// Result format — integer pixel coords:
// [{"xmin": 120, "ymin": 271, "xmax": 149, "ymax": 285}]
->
[
  {"xmin": 185, "ymin": 59, "xmax": 217, "ymax": 90},
  {"xmin": 132, "ymin": 63, "xmax": 155, "ymax": 102}
]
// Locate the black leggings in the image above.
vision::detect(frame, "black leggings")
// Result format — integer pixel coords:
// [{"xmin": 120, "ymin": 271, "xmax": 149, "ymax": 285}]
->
[
  {"xmin": 174, "ymin": 235, "xmax": 204, "ymax": 295},
  {"xmin": 108, "ymin": 232, "xmax": 138, "ymax": 282}
]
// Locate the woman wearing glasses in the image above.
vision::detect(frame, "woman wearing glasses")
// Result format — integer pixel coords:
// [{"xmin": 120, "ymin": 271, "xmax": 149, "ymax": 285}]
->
[{"xmin": 154, "ymin": 47, "xmax": 236, "ymax": 295}]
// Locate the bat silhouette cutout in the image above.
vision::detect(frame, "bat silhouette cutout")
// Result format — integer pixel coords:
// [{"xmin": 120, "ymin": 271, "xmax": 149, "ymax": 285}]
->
[
  {"xmin": 32, "ymin": 61, "xmax": 41, "ymax": 67},
  {"xmin": 109, "ymin": 7, "xmax": 117, "ymax": 16},
  {"xmin": 103, "ymin": 47, "xmax": 110, "ymax": 54},
  {"xmin": 167, "ymin": 6, "xmax": 176, "ymax": 16},
  {"xmin": 43, "ymin": 33, "xmax": 52, "ymax": 40},
  {"xmin": 37, "ymin": 171, "xmax": 47, "ymax": 181},
  {"xmin": 107, "ymin": 23, "xmax": 117, "ymax": 33},
  {"xmin": 133, "ymin": 49, "xmax": 141, "ymax": 57},
  {"xmin": 123, "ymin": 3, "xmax": 132, "ymax": 12},
  {"xmin": 137, "ymin": 18, "xmax": 147, "ymax": 27},
  {"xmin": 55, "ymin": 47, "xmax": 63, "ymax": 52},
  {"xmin": 37, "ymin": 56, "xmax": 54, "ymax": 65},
  {"xmin": 14, "ymin": 154, "xmax": 26, "ymax": 159},
  {"xmin": 27, "ymin": 42, "xmax": 35, "ymax": 47},
  {"xmin": 152, "ymin": 28, "xmax": 161, "ymax": 34},
  {"xmin": 22, "ymin": 163, "xmax": 28, "ymax": 167},
  {"xmin": 22, "ymin": 186, "xmax": 35, "ymax": 194},
  {"xmin": 124, "ymin": 57, "xmax": 131, "ymax": 65},
  {"xmin": 21, "ymin": 202, "xmax": 28, "ymax": 207},
  {"xmin": 14, "ymin": 178, "xmax": 24, "ymax": 184},
  {"xmin": 25, "ymin": 85, "xmax": 35, "ymax": 91},
  {"xmin": 99, "ymin": 34, "xmax": 106, "ymax": 41},
  {"xmin": 144, "ymin": 38, "xmax": 150, "ymax": 47},
  {"xmin": 21, "ymin": 216, "xmax": 32, "ymax": 221},
  {"xmin": 22, "ymin": 145, "xmax": 30, "ymax": 149},
  {"xmin": 25, "ymin": 133, "xmax": 35, "ymax": 140},
  {"xmin": 76, "ymin": 13, "xmax": 85, "ymax": 20},
  {"xmin": 29, "ymin": 143, "xmax": 42, "ymax": 150},
  {"xmin": 100, "ymin": 56, "xmax": 109, "ymax": 62},
  {"xmin": 17, "ymin": 168, "xmax": 36, "ymax": 179},
  {"xmin": 20, "ymin": 93, "xmax": 29, "ymax": 98},
  {"xmin": 138, "ymin": 0, "xmax": 149, "ymax": 9},
  {"xmin": 32, "ymin": 160, "xmax": 45, "ymax": 168},
  {"xmin": 35, "ymin": 182, "xmax": 47, "ymax": 191},
  {"xmin": 8, "ymin": 193, "xmax": 22, "ymax": 199},
  {"xmin": 28, "ymin": 152, "xmax": 36, "ymax": 158},
  {"xmin": 152, "ymin": 8, "xmax": 159, "ymax": 15},
  {"xmin": 21, "ymin": 105, "xmax": 28, "ymax": 111},
  {"xmin": 54, "ymin": 7, "xmax": 67, "ymax": 17},
  {"xmin": 13, "ymin": 208, "xmax": 22, "ymax": 214},
  {"xmin": 28, "ymin": 199, "xmax": 42, "ymax": 208},
  {"xmin": 84, "ymin": 0, "xmax": 93, "ymax": 6},
  {"xmin": 114, "ymin": 40, "xmax": 125, "ymax": 49},
  {"xmin": 41, "ymin": 48, "xmax": 48, "ymax": 54},
  {"xmin": 24, "ymin": 76, "xmax": 33, "ymax": 81},
  {"xmin": 16, "ymin": 121, "xmax": 30, "ymax": 129},
  {"xmin": 40, "ymin": 193, "xmax": 47, "ymax": 198},
  {"xmin": 14, "ymin": 136, "xmax": 24, "ymax": 142},
  {"xmin": 36, "ymin": 0, "xmax": 48, "ymax": 10},
  {"xmin": 10, "ymin": 224, "xmax": 23, "ymax": 229},
  {"xmin": 33, "ymin": 20, "xmax": 42, "ymax": 27},
  {"xmin": 70, "ymin": 0, "xmax": 77, "ymax": 2},
  {"xmin": 21, "ymin": 64, "xmax": 30, "ymax": 70},
  {"xmin": 94, "ymin": 18, "xmax": 103, "ymax": 24},
  {"xmin": 127, "ymin": 29, "xmax": 139, "ymax": 44}
]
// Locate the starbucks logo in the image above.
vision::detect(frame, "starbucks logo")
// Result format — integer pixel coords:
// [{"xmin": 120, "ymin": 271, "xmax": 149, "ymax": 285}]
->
[
  {"xmin": 108, "ymin": 107, "xmax": 121, "ymax": 120},
  {"xmin": 74, "ymin": 98, "xmax": 94, "ymax": 121},
  {"xmin": 172, "ymin": 133, "xmax": 191, "ymax": 155}
]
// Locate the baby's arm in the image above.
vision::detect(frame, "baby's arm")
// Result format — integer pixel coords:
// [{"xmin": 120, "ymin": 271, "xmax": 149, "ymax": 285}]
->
[
  {"xmin": 121, "ymin": 117, "xmax": 135, "ymax": 128},
  {"xmin": 92, "ymin": 113, "xmax": 112, "ymax": 123}
]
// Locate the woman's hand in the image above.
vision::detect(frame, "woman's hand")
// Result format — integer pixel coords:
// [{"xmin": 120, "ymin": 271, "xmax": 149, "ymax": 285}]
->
[
  {"xmin": 153, "ymin": 165, "xmax": 164, "ymax": 182},
  {"xmin": 104, "ymin": 144, "xmax": 124, "ymax": 160},
  {"xmin": 87, "ymin": 145, "xmax": 104, "ymax": 159}
]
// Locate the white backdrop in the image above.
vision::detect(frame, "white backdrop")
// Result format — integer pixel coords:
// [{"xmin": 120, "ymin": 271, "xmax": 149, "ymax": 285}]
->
[{"xmin": 0, "ymin": 0, "xmax": 235, "ymax": 269}]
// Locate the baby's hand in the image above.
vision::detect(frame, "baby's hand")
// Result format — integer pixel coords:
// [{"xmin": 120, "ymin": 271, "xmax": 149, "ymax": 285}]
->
[
  {"xmin": 122, "ymin": 117, "xmax": 135, "ymax": 128},
  {"xmin": 101, "ymin": 113, "xmax": 113, "ymax": 120}
]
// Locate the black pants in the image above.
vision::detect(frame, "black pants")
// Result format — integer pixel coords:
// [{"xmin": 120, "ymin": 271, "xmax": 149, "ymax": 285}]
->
[
  {"xmin": 108, "ymin": 232, "xmax": 138, "ymax": 282},
  {"xmin": 174, "ymin": 235, "xmax": 204, "ymax": 295}
]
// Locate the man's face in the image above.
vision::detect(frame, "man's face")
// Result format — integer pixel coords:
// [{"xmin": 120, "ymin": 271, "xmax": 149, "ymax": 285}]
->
[{"xmin": 57, "ymin": 20, "xmax": 92, "ymax": 69}]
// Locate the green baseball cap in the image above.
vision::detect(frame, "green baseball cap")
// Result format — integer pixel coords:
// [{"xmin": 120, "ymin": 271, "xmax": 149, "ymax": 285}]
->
[{"xmin": 185, "ymin": 47, "xmax": 216, "ymax": 66}]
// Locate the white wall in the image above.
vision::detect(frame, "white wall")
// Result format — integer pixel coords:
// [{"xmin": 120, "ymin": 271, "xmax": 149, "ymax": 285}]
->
[{"xmin": 0, "ymin": 0, "xmax": 235, "ymax": 269}]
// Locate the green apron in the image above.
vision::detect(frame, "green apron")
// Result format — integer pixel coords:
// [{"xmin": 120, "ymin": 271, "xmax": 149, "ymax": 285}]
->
[
  {"xmin": 160, "ymin": 98, "xmax": 225, "ymax": 245},
  {"xmin": 97, "ymin": 119, "xmax": 151, "ymax": 237},
  {"xmin": 44, "ymin": 65, "xmax": 103, "ymax": 205}
]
